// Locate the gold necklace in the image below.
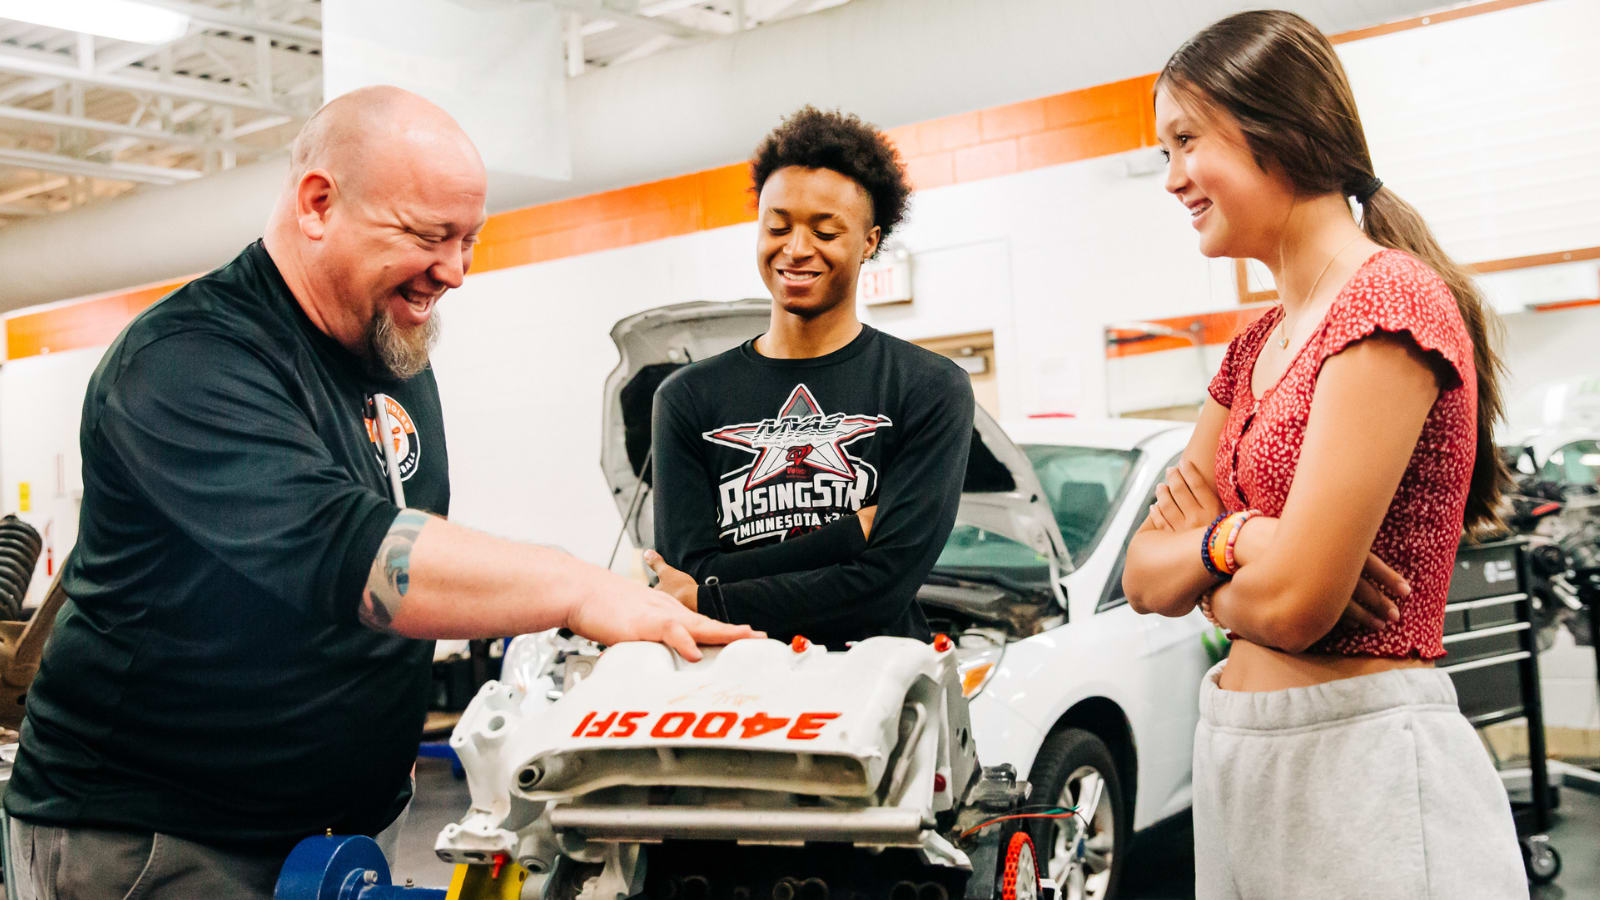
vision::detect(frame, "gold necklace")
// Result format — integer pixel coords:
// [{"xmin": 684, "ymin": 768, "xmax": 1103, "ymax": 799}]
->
[{"xmin": 1277, "ymin": 235, "xmax": 1362, "ymax": 349}]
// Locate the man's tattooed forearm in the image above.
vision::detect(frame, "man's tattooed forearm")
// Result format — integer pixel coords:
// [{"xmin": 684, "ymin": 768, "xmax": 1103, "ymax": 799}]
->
[{"xmin": 360, "ymin": 509, "xmax": 430, "ymax": 632}]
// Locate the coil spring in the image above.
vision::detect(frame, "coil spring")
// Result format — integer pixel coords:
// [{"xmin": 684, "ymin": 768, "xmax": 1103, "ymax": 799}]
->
[{"xmin": 0, "ymin": 515, "xmax": 42, "ymax": 620}]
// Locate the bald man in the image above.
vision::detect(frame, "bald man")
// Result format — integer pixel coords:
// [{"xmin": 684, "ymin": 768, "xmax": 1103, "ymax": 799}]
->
[{"xmin": 2, "ymin": 87, "xmax": 754, "ymax": 899}]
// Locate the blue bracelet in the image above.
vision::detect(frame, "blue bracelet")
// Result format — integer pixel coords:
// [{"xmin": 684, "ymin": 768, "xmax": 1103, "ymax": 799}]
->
[{"xmin": 1200, "ymin": 513, "xmax": 1228, "ymax": 579}]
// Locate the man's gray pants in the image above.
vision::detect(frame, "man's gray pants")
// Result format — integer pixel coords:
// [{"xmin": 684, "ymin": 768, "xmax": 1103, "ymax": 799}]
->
[
  {"xmin": 5, "ymin": 806, "xmax": 409, "ymax": 900},
  {"xmin": 1192, "ymin": 662, "xmax": 1529, "ymax": 899}
]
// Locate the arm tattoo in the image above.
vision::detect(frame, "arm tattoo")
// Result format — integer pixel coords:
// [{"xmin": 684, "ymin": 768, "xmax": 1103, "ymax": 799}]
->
[{"xmin": 360, "ymin": 509, "xmax": 430, "ymax": 632}]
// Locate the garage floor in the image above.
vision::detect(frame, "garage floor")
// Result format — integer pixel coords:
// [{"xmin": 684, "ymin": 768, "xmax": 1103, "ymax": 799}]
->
[{"xmin": 394, "ymin": 757, "xmax": 1600, "ymax": 898}]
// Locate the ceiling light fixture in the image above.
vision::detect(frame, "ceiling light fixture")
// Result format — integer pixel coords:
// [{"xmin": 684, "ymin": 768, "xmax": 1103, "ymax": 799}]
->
[{"xmin": 0, "ymin": 0, "xmax": 190, "ymax": 45}]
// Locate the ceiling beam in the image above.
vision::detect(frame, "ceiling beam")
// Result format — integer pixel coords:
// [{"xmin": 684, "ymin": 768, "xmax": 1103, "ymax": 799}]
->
[
  {"xmin": 0, "ymin": 31, "xmax": 195, "ymax": 110},
  {"xmin": 83, "ymin": 99, "xmax": 206, "ymax": 156},
  {"xmin": 610, "ymin": 33, "xmax": 676, "ymax": 65},
  {"xmin": 0, "ymin": 176, "xmax": 67, "ymax": 204},
  {"xmin": 93, "ymin": 33, "xmax": 191, "ymax": 76},
  {"xmin": 550, "ymin": 0, "xmax": 718, "ymax": 40},
  {"xmin": 0, "ymin": 146, "xmax": 202, "ymax": 185},
  {"xmin": 565, "ymin": 11, "xmax": 586, "ymax": 76},
  {"xmin": 763, "ymin": 0, "xmax": 819, "ymax": 24},
  {"xmin": 226, "ymin": 114, "xmax": 295, "ymax": 139},
  {"xmin": 0, "ymin": 103, "xmax": 262, "ymax": 155},
  {"xmin": 0, "ymin": 48, "xmax": 300, "ymax": 115},
  {"xmin": 131, "ymin": 0, "xmax": 322, "ymax": 46}
]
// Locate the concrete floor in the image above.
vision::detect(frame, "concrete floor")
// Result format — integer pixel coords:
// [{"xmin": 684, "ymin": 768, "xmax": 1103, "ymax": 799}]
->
[{"xmin": 395, "ymin": 756, "xmax": 1600, "ymax": 898}]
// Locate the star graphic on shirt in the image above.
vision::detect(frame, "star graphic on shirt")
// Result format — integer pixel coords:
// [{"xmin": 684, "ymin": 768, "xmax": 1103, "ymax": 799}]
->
[{"xmin": 704, "ymin": 385, "xmax": 892, "ymax": 490}]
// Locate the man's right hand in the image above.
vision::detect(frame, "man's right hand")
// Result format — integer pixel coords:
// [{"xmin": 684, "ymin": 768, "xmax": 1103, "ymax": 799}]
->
[
  {"xmin": 366, "ymin": 512, "xmax": 761, "ymax": 659},
  {"xmin": 563, "ymin": 580, "xmax": 761, "ymax": 661}
]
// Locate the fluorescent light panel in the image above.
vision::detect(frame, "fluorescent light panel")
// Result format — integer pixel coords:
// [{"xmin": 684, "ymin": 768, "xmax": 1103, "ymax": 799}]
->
[{"xmin": 0, "ymin": 0, "xmax": 190, "ymax": 45}]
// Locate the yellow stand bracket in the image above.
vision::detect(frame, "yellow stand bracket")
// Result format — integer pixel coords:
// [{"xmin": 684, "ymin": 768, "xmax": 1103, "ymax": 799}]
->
[{"xmin": 445, "ymin": 859, "xmax": 532, "ymax": 900}]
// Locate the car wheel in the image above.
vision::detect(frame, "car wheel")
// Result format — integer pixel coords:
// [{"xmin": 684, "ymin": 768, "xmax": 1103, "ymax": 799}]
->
[{"xmin": 1026, "ymin": 727, "xmax": 1128, "ymax": 900}]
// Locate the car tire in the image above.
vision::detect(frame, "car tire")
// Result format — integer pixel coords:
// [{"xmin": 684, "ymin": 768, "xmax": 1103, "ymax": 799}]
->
[{"xmin": 1025, "ymin": 727, "xmax": 1128, "ymax": 900}]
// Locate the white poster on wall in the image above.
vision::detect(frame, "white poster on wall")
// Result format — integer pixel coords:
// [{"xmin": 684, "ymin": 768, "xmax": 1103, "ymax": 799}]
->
[{"xmin": 322, "ymin": 0, "xmax": 571, "ymax": 182}]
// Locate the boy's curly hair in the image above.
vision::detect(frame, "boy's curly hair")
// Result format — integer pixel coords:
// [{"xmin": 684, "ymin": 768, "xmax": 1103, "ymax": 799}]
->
[{"xmin": 750, "ymin": 106, "xmax": 911, "ymax": 254}]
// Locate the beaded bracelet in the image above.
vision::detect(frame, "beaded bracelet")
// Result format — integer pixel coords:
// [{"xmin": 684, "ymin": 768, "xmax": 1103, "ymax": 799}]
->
[
  {"xmin": 1200, "ymin": 513, "xmax": 1228, "ymax": 578},
  {"xmin": 1208, "ymin": 520, "xmax": 1231, "ymax": 575},
  {"xmin": 1222, "ymin": 509, "xmax": 1261, "ymax": 574}
]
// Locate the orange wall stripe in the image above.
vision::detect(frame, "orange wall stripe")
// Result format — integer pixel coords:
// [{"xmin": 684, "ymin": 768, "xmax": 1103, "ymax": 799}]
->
[
  {"xmin": 6, "ymin": 278, "xmax": 187, "ymax": 361},
  {"xmin": 0, "ymin": 0, "xmax": 1543, "ymax": 363},
  {"xmin": 1104, "ymin": 307, "xmax": 1272, "ymax": 359},
  {"xmin": 1529, "ymin": 298, "xmax": 1600, "ymax": 313},
  {"xmin": 471, "ymin": 72, "xmax": 1159, "ymax": 276}
]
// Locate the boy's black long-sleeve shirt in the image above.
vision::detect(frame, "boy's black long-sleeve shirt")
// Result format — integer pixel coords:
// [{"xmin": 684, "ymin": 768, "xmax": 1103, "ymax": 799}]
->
[{"xmin": 652, "ymin": 325, "xmax": 974, "ymax": 647}]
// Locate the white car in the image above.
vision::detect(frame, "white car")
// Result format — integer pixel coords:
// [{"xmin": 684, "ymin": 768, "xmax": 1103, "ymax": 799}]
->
[
  {"xmin": 601, "ymin": 301, "xmax": 1215, "ymax": 899},
  {"xmin": 937, "ymin": 416, "xmax": 1211, "ymax": 899}
]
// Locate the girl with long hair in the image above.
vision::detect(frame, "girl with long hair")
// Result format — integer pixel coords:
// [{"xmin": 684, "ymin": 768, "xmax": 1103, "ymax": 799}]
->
[{"xmin": 1123, "ymin": 10, "xmax": 1527, "ymax": 898}]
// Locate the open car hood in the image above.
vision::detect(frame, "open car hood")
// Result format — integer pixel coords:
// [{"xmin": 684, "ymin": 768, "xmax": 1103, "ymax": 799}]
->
[{"xmin": 601, "ymin": 301, "xmax": 1070, "ymax": 578}]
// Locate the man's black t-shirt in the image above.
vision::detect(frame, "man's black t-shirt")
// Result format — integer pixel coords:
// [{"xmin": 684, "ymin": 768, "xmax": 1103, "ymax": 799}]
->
[
  {"xmin": 4, "ymin": 241, "xmax": 448, "ymax": 850},
  {"xmin": 651, "ymin": 325, "xmax": 973, "ymax": 648}
]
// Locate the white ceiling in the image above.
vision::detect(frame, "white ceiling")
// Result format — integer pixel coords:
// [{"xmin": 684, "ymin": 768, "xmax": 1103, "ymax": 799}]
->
[{"xmin": 0, "ymin": 0, "xmax": 853, "ymax": 227}]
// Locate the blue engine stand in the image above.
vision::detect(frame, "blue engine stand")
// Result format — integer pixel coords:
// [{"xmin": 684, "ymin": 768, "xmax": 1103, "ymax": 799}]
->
[{"xmin": 273, "ymin": 834, "xmax": 447, "ymax": 900}]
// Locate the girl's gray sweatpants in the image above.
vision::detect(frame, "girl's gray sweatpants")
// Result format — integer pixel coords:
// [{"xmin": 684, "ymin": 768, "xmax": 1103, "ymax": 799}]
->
[{"xmin": 1193, "ymin": 662, "xmax": 1529, "ymax": 899}]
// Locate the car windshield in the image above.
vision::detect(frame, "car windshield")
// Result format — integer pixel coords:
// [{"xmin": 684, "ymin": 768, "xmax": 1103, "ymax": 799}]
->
[
  {"xmin": 1543, "ymin": 439, "xmax": 1600, "ymax": 488},
  {"xmin": 935, "ymin": 443, "xmax": 1138, "ymax": 576}
]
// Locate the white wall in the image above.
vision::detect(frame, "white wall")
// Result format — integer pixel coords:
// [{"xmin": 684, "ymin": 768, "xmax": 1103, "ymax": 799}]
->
[
  {"xmin": 1501, "ymin": 304, "xmax": 1600, "ymax": 436},
  {"xmin": 5, "ymin": 0, "xmax": 1600, "ymax": 569},
  {"xmin": 871, "ymin": 149, "xmax": 1225, "ymax": 421},
  {"xmin": 427, "ymin": 0, "xmax": 1600, "ymax": 562},
  {"xmin": 430, "ymin": 146, "xmax": 1223, "ymax": 559},
  {"xmin": 428, "ymin": 224, "xmax": 763, "ymax": 549},
  {"xmin": 1342, "ymin": 0, "xmax": 1600, "ymax": 265},
  {"xmin": 0, "ymin": 0, "xmax": 1444, "ymax": 311},
  {"xmin": 0, "ymin": 347, "xmax": 100, "ymax": 605}
]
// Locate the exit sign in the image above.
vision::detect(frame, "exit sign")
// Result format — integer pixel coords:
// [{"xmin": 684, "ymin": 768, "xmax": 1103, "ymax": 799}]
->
[{"xmin": 858, "ymin": 250, "xmax": 912, "ymax": 306}]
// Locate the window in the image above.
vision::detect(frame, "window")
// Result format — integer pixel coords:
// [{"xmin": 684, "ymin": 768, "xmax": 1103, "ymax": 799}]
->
[
  {"xmin": 1542, "ymin": 439, "xmax": 1600, "ymax": 488},
  {"xmin": 1023, "ymin": 444, "xmax": 1139, "ymax": 568},
  {"xmin": 1098, "ymin": 452, "xmax": 1182, "ymax": 612},
  {"xmin": 934, "ymin": 443, "xmax": 1140, "ymax": 589},
  {"xmin": 934, "ymin": 524, "xmax": 1051, "ymax": 582}
]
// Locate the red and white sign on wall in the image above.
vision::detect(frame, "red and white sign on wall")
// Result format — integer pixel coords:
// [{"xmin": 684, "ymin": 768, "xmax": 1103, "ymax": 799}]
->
[{"xmin": 857, "ymin": 247, "xmax": 913, "ymax": 306}]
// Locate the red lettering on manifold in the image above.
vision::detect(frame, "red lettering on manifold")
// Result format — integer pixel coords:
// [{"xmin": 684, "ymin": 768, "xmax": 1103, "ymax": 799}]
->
[
  {"xmin": 578, "ymin": 710, "xmax": 841, "ymax": 740},
  {"xmin": 571, "ymin": 712, "xmax": 595, "ymax": 738},
  {"xmin": 651, "ymin": 711, "xmax": 695, "ymax": 738},
  {"xmin": 787, "ymin": 712, "xmax": 840, "ymax": 740},
  {"xmin": 691, "ymin": 711, "xmax": 738, "ymax": 739},
  {"xmin": 583, "ymin": 712, "xmax": 618, "ymax": 738},
  {"xmin": 738, "ymin": 712, "xmax": 791, "ymax": 738},
  {"xmin": 612, "ymin": 711, "xmax": 648, "ymax": 738}
]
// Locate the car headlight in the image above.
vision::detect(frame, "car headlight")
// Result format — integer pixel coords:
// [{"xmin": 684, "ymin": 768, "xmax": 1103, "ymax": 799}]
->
[{"xmin": 955, "ymin": 639, "xmax": 1005, "ymax": 699}]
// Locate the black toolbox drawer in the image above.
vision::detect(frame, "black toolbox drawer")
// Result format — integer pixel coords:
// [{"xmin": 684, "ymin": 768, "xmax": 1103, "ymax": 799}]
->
[
  {"xmin": 1468, "ymin": 597, "xmax": 1521, "ymax": 629},
  {"xmin": 1442, "ymin": 538, "xmax": 1532, "ymax": 726},
  {"xmin": 1448, "ymin": 539, "xmax": 1522, "ymax": 603},
  {"xmin": 1446, "ymin": 655, "xmax": 1528, "ymax": 725},
  {"xmin": 1442, "ymin": 624, "xmax": 1526, "ymax": 665}
]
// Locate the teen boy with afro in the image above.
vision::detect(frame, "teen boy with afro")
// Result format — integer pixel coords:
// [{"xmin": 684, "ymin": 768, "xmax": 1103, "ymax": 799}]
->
[{"xmin": 645, "ymin": 106, "xmax": 975, "ymax": 648}]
